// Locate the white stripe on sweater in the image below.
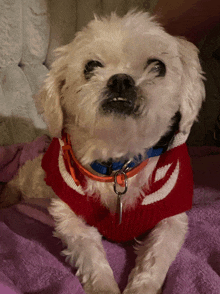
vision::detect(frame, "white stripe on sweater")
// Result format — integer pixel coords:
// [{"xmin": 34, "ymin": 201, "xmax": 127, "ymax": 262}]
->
[{"xmin": 142, "ymin": 160, "xmax": 179, "ymax": 205}]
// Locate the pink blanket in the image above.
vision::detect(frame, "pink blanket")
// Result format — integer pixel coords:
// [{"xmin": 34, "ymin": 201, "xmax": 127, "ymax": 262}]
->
[{"xmin": 1, "ymin": 136, "xmax": 220, "ymax": 294}]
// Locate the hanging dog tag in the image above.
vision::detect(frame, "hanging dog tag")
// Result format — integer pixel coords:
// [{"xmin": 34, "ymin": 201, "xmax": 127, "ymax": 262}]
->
[
  {"xmin": 114, "ymin": 169, "xmax": 128, "ymax": 225},
  {"xmin": 117, "ymin": 193, "xmax": 123, "ymax": 224}
]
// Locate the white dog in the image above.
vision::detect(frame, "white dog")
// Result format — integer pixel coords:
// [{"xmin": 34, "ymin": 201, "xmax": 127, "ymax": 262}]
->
[{"xmin": 2, "ymin": 11, "xmax": 205, "ymax": 294}]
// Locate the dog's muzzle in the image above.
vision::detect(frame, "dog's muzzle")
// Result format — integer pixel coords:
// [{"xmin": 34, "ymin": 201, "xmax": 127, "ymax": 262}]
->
[{"xmin": 102, "ymin": 74, "xmax": 138, "ymax": 115}]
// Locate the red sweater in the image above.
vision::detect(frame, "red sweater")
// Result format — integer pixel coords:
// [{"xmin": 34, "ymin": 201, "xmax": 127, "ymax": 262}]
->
[{"xmin": 42, "ymin": 138, "xmax": 193, "ymax": 243}]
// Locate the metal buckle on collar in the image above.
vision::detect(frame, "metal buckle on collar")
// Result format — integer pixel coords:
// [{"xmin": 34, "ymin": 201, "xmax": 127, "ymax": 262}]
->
[{"xmin": 113, "ymin": 160, "xmax": 131, "ymax": 225}]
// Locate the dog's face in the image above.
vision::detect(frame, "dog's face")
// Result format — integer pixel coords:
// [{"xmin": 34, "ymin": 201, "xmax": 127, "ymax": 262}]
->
[{"xmin": 36, "ymin": 12, "xmax": 205, "ymax": 164}]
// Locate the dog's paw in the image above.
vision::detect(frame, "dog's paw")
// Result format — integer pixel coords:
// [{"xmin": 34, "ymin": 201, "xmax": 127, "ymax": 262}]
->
[
  {"xmin": 83, "ymin": 281, "xmax": 121, "ymax": 294},
  {"xmin": 123, "ymin": 282, "xmax": 162, "ymax": 294},
  {"xmin": 83, "ymin": 275, "xmax": 121, "ymax": 294}
]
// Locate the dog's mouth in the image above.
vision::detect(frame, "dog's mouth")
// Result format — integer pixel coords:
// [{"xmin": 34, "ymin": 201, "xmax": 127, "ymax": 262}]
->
[{"xmin": 101, "ymin": 96, "xmax": 140, "ymax": 116}]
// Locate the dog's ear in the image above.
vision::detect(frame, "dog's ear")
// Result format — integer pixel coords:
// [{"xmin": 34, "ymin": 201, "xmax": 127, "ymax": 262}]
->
[
  {"xmin": 35, "ymin": 46, "xmax": 69, "ymax": 138},
  {"xmin": 177, "ymin": 38, "xmax": 205, "ymax": 134}
]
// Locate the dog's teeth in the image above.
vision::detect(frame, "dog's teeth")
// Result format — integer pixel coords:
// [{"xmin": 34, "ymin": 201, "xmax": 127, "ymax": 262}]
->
[{"xmin": 112, "ymin": 97, "xmax": 127, "ymax": 102}]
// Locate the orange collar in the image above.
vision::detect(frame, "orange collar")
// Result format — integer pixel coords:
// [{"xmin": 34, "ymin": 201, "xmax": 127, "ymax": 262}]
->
[{"xmin": 61, "ymin": 133, "xmax": 149, "ymax": 188}]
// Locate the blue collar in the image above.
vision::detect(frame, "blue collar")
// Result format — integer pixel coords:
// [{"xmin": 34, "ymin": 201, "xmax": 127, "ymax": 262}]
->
[{"xmin": 90, "ymin": 146, "xmax": 165, "ymax": 176}]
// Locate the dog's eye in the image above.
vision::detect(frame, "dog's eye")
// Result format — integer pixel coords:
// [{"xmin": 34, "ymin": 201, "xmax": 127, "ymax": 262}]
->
[
  {"xmin": 84, "ymin": 60, "xmax": 104, "ymax": 80},
  {"xmin": 145, "ymin": 59, "xmax": 166, "ymax": 77}
]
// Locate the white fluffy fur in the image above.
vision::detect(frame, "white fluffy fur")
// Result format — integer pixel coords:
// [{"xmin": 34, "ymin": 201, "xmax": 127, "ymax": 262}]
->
[{"xmin": 2, "ymin": 11, "xmax": 205, "ymax": 294}]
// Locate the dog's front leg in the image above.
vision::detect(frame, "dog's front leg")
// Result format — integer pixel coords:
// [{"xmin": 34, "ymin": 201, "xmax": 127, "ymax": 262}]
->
[
  {"xmin": 123, "ymin": 212, "xmax": 188, "ymax": 294},
  {"xmin": 49, "ymin": 199, "xmax": 120, "ymax": 294}
]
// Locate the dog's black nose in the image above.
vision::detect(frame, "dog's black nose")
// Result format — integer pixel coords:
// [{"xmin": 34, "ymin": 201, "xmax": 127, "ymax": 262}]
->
[
  {"xmin": 102, "ymin": 74, "xmax": 137, "ymax": 115},
  {"xmin": 107, "ymin": 74, "xmax": 135, "ymax": 93}
]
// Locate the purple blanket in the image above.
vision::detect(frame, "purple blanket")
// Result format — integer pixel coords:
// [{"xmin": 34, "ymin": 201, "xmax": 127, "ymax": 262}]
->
[{"xmin": 1, "ymin": 137, "xmax": 220, "ymax": 294}]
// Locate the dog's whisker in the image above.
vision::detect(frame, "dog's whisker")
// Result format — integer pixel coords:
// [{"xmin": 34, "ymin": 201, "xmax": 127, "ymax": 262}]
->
[
  {"xmin": 76, "ymin": 88, "xmax": 82, "ymax": 94},
  {"xmin": 137, "ymin": 76, "xmax": 155, "ymax": 87}
]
